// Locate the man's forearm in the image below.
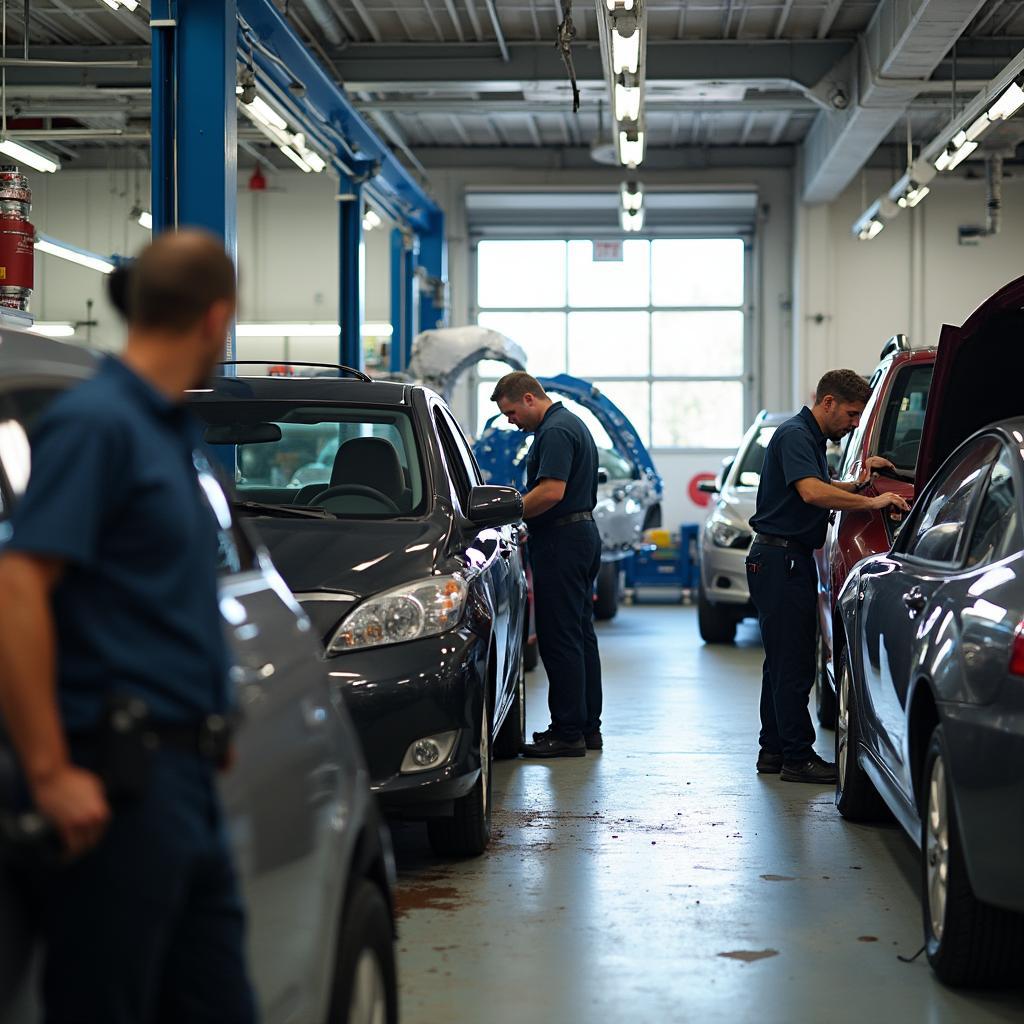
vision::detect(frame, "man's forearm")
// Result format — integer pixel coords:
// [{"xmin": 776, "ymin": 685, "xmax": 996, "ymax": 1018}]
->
[
  {"xmin": 798, "ymin": 479, "xmax": 877, "ymax": 512},
  {"xmin": 0, "ymin": 560, "xmax": 67, "ymax": 784},
  {"xmin": 523, "ymin": 480, "xmax": 566, "ymax": 520}
]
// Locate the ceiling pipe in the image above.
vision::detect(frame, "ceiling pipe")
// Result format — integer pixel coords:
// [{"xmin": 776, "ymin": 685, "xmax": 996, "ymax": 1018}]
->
[
  {"xmin": 481, "ymin": 0, "xmax": 510, "ymax": 62},
  {"xmin": 301, "ymin": 0, "xmax": 344, "ymax": 45}
]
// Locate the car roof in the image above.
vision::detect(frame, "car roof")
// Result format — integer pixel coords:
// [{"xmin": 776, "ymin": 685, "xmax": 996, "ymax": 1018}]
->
[
  {"xmin": 187, "ymin": 374, "xmax": 416, "ymax": 406},
  {"xmin": 755, "ymin": 410, "xmax": 795, "ymax": 427},
  {"xmin": 0, "ymin": 328, "xmax": 99, "ymax": 374}
]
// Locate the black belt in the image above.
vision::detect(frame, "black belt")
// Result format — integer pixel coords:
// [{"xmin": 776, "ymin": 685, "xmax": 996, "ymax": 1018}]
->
[
  {"xmin": 548, "ymin": 511, "xmax": 594, "ymax": 528},
  {"xmin": 752, "ymin": 533, "xmax": 813, "ymax": 556},
  {"xmin": 69, "ymin": 713, "xmax": 234, "ymax": 764}
]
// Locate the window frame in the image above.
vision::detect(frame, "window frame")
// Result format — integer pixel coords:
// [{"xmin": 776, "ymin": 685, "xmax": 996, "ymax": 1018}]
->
[
  {"xmin": 962, "ymin": 445, "xmax": 1023, "ymax": 571},
  {"xmin": 470, "ymin": 234, "xmax": 754, "ymax": 454},
  {"xmin": 874, "ymin": 363, "xmax": 934, "ymax": 474}
]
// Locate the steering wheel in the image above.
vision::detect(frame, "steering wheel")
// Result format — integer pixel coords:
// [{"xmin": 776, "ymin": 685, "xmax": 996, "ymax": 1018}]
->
[{"xmin": 309, "ymin": 484, "xmax": 401, "ymax": 514}]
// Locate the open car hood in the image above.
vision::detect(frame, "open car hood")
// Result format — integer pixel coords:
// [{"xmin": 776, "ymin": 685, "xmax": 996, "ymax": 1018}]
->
[
  {"xmin": 406, "ymin": 326, "xmax": 526, "ymax": 403},
  {"xmin": 915, "ymin": 275, "xmax": 1024, "ymax": 488}
]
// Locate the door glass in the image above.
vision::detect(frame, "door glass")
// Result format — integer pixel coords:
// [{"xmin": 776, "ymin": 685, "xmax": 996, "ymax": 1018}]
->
[
  {"xmin": 904, "ymin": 438, "xmax": 1000, "ymax": 565},
  {"xmin": 441, "ymin": 407, "xmax": 482, "ymax": 488},
  {"xmin": 736, "ymin": 424, "xmax": 778, "ymax": 488},
  {"xmin": 964, "ymin": 448, "xmax": 1020, "ymax": 568},
  {"xmin": 433, "ymin": 409, "xmax": 471, "ymax": 509},
  {"xmin": 0, "ymin": 387, "xmax": 66, "ymax": 498},
  {"xmin": 875, "ymin": 364, "xmax": 934, "ymax": 473}
]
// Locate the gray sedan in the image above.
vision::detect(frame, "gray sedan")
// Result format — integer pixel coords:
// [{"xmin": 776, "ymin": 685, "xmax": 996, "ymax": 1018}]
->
[{"xmin": 833, "ymin": 418, "xmax": 1024, "ymax": 987}]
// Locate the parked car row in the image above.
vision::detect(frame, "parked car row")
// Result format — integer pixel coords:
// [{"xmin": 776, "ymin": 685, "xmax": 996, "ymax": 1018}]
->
[{"xmin": 698, "ymin": 275, "xmax": 1024, "ymax": 988}]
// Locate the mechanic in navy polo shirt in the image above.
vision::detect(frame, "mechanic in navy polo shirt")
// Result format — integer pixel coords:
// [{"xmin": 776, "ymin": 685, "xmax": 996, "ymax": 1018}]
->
[
  {"xmin": 491, "ymin": 372, "xmax": 603, "ymax": 758},
  {"xmin": 0, "ymin": 231, "xmax": 256, "ymax": 1022},
  {"xmin": 746, "ymin": 369, "xmax": 908, "ymax": 785}
]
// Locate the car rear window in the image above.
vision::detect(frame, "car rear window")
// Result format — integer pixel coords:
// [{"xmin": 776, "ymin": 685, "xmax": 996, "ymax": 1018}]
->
[
  {"xmin": 736, "ymin": 425, "xmax": 777, "ymax": 487},
  {"xmin": 876, "ymin": 364, "xmax": 934, "ymax": 472},
  {"xmin": 194, "ymin": 401, "xmax": 426, "ymax": 519}
]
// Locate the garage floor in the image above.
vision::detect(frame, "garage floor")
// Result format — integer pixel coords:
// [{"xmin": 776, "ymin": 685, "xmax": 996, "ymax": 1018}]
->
[{"xmin": 390, "ymin": 605, "xmax": 1024, "ymax": 1023}]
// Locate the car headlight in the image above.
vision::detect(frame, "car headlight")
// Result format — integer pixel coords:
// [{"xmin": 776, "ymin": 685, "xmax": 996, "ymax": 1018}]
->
[
  {"xmin": 709, "ymin": 518, "xmax": 752, "ymax": 550},
  {"xmin": 326, "ymin": 575, "xmax": 468, "ymax": 654}
]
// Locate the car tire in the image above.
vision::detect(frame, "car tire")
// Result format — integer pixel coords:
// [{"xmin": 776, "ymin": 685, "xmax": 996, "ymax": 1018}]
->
[
  {"xmin": 834, "ymin": 646, "xmax": 888, "ymax": 821},
  {"xmin": 594, "ymin": 562, "xmax": 619, "ymax": 621},
  {"xmin": 697, "ymin": 581, "xmax": 736, "ymax": 644},
  {"xmin": 921, "ymin": 724, "xmax": 1024, "ymax": 987},
  {"xmin": 815, "ymin": 624, "xmax": 838, "ymax": 729},
  {"xmin": 327, "ymin": 879, "xmax": 398, "ymax": 1024},
  {"xmin": 427, "ymin": 692, "xmax": 492, "ymax": 858},
  {"xmin": 493, "ymin": 653, "xmax": 526, "ymax": 759}
]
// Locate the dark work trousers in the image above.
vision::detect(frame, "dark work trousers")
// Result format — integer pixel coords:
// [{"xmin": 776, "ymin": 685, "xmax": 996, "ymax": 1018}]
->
[
  {"xmin": 745, "ymin": 543, "xmax": 818, "ymax": 764},
  {"xmin": 37, "ymin": 746, "xmax": 256, "ymax": 1024},
  {"xmin": 529, "ymin": 520, "xmax": 603, "ymax": 741}
]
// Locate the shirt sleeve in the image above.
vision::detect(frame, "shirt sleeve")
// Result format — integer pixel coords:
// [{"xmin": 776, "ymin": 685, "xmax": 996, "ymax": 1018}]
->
[
  {"xmin": 779, "ymin": 429, "xmax": 825, "ymax": 488},
  {"xmin": 5, "ymin": 407, "xmax": 127, "ymax": 568},
  {"xmin": 533, "ymin": 427, "xmax": 576, "ymax": 484}
]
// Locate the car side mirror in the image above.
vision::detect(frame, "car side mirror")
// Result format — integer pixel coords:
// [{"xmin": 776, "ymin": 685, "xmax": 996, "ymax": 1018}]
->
[
  {"xmin": 597, "ymin": 468, "xmax": 610, "ymax": 485},
  {"xmin": 697, "ymin": 480, "xmax": 719, "ymax": 494},
  {"xmin": 467, "ymin": 485, "xmax": 523, "ymax": 529}
]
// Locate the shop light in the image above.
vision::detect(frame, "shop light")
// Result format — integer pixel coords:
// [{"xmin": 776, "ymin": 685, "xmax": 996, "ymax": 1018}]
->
[
  {"xmin": 857, "ymin": 219, "xmax": 885, "ymax": 241},
  {"xmin": 965, "ymin": 113, "xmax": 991, "ymax": 142},
  {"xmin": 620, "ymin": 208, "xmax": 644, "ymax": 233},
  {"xmin": 952, "ymin": 129, "xmax": 968, "ymax": 149},
  {"xmin": 605, "ymin": 0, "xmax": 634, "ymax": 9},
  {"xmin": 27, "ymin": 321, "xmax": 74, "ymax": 338},
  {"xmin": 945, "ymin": 139, "xmax": 978, "ymax": 171},
  {"xmin": 618, "ymin": 129, "xmax": 644, "ymax": 168},
  {"xmin": 137, "ymin": 209, "xmax": 153, "ymax": 230},
  {"xmin": 99, "ymin": 0, "xmax": 140, "ymax": 8},
  {"xmin": 614, "ymin": 82, "xmax": 641, "ymax": 122},
  {"xmin": 988, "ymin": 82, "xmax": 1024, "ymax": 121},
  {"xmin": 897, "ymin": 185, "xmax": 929, "ymax": 209},
  {"xmin": 362, "ymin": 322, "xmax": 394, "ymax": 337},
  {"xmin": 933, "ymin": 148, "xmax": 953, "ymax": 172},
  {"xmin": 362, "ymin": 209, "xmax": 382, "ymax": 231},
  {"xmin": 35, "ymin": 236, "xmax": 115, "ymax": 274},
  {"xmin": 247, "ymin": 96, "xmax": 289, "ymax": 133},
  {"xmin": 278, "ymin": 144, "xmax": 313, "ymax": 172},
  {"xmin": 620, "ymin": 181, "xmax": 643, "ymax": 212},
  {"xmin": 611, "ymin": 24, "xmax": 641, "ymax": 75},
  {"xmin": 0, "ymin": 138, "xmax": 60, "ymax": 174},
  {"xmin": 302, "ymin": 149, "xmax": 326, "ymax": 173}
]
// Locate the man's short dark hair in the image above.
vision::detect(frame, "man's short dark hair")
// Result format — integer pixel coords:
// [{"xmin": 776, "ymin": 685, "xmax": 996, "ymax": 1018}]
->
[
  {"xmin": 117, "ymin": 229, "xmax": 236, "ymax": 332},
  {"xmin": 490, "ymin": 372, "xmax": 546, "ymax": 404},
  {"xmin": 815, "ymin": 369, "xmax": 872, "ymax": 406}
]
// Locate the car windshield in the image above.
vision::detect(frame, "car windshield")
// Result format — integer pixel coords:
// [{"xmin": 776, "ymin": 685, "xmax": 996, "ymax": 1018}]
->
[
  {"xmin": 195, "ymin": 402, "xmax": 425, "ymax": 519},
  {"xmin": 735, "ymin": 425, "xmax": 777, "ymax": 488}
]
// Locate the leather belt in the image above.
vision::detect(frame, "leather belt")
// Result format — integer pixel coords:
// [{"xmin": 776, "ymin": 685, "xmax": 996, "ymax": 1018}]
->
[
  {"xmin": 752, "ymin": 532, "xmax": 813, "ymax": 556},
  {"xmin": 533, "ymin": 511, "xmax": 594, "ymax": 530}
]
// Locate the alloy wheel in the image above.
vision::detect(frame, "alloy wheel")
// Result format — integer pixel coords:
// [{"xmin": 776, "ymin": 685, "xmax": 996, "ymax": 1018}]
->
[
  {"xmin": 347, "ymin": 948, "xmax": 387, "ymax": 1024},
  {"xmin": 926, "ymin": 755, "xmax": 950, "ymax": 942},
  {"xmin": 837, "ymin": 660, "xmax": 850, "ymax": 789}
]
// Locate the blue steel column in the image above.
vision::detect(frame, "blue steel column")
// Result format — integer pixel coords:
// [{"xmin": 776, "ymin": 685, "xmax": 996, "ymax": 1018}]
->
[
  {"xmin": 339, "ymin": 181, "xmax": 365, "ymax": 371},
  {"xmin": 403, "ymin": 234, "xmax": 419, "ymax": 366},
  {"xmin": 417, "ymin": 210, "xmax": 447, "ymax": 333},
  {"xmin": 389, "ymin": 227, "xmax": 404, "ymax": 373}
]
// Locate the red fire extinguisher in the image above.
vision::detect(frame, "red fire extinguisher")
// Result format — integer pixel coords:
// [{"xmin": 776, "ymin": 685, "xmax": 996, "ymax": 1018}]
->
[{"xmin": 0, "ymin": 166, "xmax": 35, "ymax": 311}]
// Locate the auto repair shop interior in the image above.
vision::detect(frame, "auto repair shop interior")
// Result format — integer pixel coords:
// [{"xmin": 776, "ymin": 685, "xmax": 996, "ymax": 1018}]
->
[{"xmin": 1, "ymin": 1, "xmax": 1024, "ymax": 1022}]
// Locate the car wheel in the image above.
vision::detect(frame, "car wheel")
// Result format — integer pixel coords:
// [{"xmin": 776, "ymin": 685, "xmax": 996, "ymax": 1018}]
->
[
  {"xmin": 697, "ymin": 581, "xmax": 736, "ymax": 644},
  {"xmin": 815, "ymin": 625, "xmax": 838, "ymax": 729},
  {"xmin": 494, "ymin": 653, "xmax": 526, "ymax": 759},
  {"xmin": 594, "ymin": 562, "xmax": 619, "ymax": 621},
  {"xmin": 427, "ymin": 692, "xmax": 492, "ymax": 858},
  {"xmin": 921, "ymin": 725, "xmax": 1024, "ymax": 987},
  {"xmin": 328, "ymin": 879, "xmax": 398, "ymax": 1024},
  {"xmin": 834, "ymin": 646, "xmax": 888, "ymax": 821}
]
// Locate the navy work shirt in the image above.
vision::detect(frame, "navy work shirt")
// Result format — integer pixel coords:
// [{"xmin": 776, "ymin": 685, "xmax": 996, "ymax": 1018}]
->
[
  {"xmin": 525, "ymin": 401, "xmax": 598, "ymax": 528},
  {"xmin": 749, "ymin": 406, "xmax": 831, "ymax": 549},
  {"xmin": 4, "ymin": 356, "xmax": 230, "ymax": 731}
]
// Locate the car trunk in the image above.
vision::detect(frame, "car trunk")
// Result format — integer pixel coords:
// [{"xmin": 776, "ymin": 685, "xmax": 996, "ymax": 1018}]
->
[{"xmin": 915, "ymin": 275, "xmax": 1024, "ymax": 489}]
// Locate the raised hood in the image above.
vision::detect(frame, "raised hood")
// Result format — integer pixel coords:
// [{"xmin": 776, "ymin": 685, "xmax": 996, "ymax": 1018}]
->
[
  {"xmin": 915, "ymin": 275, "xmax": 1024, "ymax": 488},
  {"xmin": 406, "ymin": 326, "xmax": 526, "ymax": 403}
]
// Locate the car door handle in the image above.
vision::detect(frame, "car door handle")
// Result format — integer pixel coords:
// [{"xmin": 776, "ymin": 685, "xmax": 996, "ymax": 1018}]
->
[{"xmin": 902, "ymin": 587, "xmax": 926, "ymax": 615}]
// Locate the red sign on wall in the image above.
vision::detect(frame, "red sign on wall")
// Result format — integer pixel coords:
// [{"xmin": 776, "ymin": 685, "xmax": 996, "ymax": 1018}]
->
[{"xmin": 689, "ymin": 472, "xmax": 717, "ymax": 508}]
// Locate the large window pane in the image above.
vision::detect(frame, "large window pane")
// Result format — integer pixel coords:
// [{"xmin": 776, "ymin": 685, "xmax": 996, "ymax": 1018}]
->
[
  {"xmin": 652, "ymin": 381, "xmax": 743, "ymax": 448},
  {"xmin": 568, "ymin": 312, "xmax": 650, "ymax": 377},
  {"xmin": 593, "ymin": 381, "xmax": 651, "ymax": 447},
  {"xmin": 477, "ymin": 241, "xmax": 566, "ymax": 308},
  {"xmin": 651, "ymin": 311, "xmax": 743, "ymax": 376},
  {"xmin": 567, "ymin": 240, "xmax": 649, "ymax": 308},
  {"xmin": 651, "ymin": 239, "xmax": 744, "ymax": 307},
  {"xmin": 477, "ymin": 312, "xmax": 566, "ymax": 377}
]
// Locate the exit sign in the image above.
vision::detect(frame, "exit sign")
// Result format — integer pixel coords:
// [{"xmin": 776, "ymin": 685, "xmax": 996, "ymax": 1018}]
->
[{"xmin": 592, "ymin": 241, "xmax": 624, "ymax": 262}]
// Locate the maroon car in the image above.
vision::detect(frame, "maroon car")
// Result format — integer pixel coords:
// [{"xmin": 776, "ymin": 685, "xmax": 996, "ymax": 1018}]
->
[{"xmin": 815, "ymin": 275, "xmax": 1024, "ymax": 727}]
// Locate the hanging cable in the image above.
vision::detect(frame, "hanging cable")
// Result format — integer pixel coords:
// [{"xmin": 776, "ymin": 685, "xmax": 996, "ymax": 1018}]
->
[{"xmin": 556, "ymin": 0, "xmax": 580, "ymax": 113}]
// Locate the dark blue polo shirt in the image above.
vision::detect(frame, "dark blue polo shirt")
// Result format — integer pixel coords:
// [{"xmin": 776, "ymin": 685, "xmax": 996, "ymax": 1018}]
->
[
  {"xmin": 4, "ymin": 356, "xmax": 230, "ymax": 731},
  {"xmin": 525, "ymin": 401, "xmax": 598, "ymax": 528},
  {"xmin": 749, "ymin": 406, "xmax": 831, "ymax": 549}
]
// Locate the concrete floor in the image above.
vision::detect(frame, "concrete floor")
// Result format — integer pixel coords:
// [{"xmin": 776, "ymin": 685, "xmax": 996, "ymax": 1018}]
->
[{"xmin": 390, "ymin": 604, "xmax": 1024, "ymax": 1024}]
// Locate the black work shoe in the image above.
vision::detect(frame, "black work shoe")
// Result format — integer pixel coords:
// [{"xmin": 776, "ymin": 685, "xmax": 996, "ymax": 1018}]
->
[
  {"xmin": 521, "ymin": 736, "xmax": 586, "ymax": 759},
  {"xmin": 584, "ymin": 730, "xmax": 603, "ymax": 751},
  {"xmin": 532, "ymin": 726, "xmax": 555, "ymax": 743},
  {"xmin": 756, "ymin": 750, "xmax": 783, "ymax": 774},
  {"xmin": 780, "ymin": 754, "xmax": 838, "ymax": 784}
]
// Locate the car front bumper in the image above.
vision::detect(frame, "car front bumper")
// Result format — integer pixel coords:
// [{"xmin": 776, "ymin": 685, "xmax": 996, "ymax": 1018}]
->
[
  {"xmin": 327, "ymin": 628, "xmax": 488, "ymax": 817},
  {"xmin": 700, "ymin": 535, "xmax": 754, "ymax": 609}
]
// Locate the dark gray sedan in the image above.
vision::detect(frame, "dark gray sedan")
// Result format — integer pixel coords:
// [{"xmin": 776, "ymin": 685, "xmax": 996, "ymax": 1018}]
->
[{"xmin": 833, "ymin": 418, "xmax": 1024, "ymax": 987}]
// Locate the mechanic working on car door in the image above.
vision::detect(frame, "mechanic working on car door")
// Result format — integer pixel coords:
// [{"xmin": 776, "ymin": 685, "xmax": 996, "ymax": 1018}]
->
[
  {"xmin": 0, "ymin": 230, "xmax": 257, "ymax": 1023},
  {"xmin": 746, "ymin": 369, "xmax": 910, "ymax": 784},
  {"xmin": 491, "ymin": 372, "xmax": 603, "ymax": 758}
]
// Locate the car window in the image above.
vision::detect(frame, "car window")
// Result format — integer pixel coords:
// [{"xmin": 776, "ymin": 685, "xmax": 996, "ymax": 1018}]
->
[
  {"xmin": 903, "ymin": 437, "xmax": 1000, "ymax": 565},
  {"xmin": 433, "ymin": 408, "xmax": 472, "ymax": 510},
  {"xmin": 194, "ymin": 401, "xmax": 425, "ymax": 519},
  {"xmin": 735, "ymin": 424, "xmax": 777, "ymax": 488},
  {"xmin": 964, "ymin": 447, "xmax": 1020, "ymax": 568},
  {"xmin": 440, "ymin": 407, "xmax": 482, "ymax": 489},
  {"xmin": 0, "ymin": 387, "xmax": 67, "ymax": 503},
  {"xmin": 876, "ymin": 364, "xmax": 934, "ymax": 473}
]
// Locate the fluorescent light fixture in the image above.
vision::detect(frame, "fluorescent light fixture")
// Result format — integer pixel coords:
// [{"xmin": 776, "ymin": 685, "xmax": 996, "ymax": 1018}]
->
[
  {"xmin": 0, "ymin": 138, "xmax": 60, "ymax": 173},
  {"xmin": 946, "ymin": 139, "xmax": 978, "ymax": 171},
  {"xmin": 611, "ymin": 24, "xmax": 641, "ymax": 75},
  {"xmin": 606, "ymin": 0, "xmax": 634, "ymax": 9},
  {"xmin": 988, "ymin": 82, "xmax": 1024, "ymax": 121},
  {"xmin": 620, "ymin": 209, "xmax": 644, "ymax": 233},
  {"xmin": 35, "ymin": 237, "xmax": 115, "ymax": 275},
  {"xmin": 137, "ymin": 209, "xmax": 153, "ymax": 230},
  {"xmin": 620, "ymin": 181, "xmax": 643, "ymax": 212},
  {"xmin": 121, "ymin": 0, "xmax": 139, "ymax": 8},
  {"xmin": 618, "ymin": 129, "xmax": 644, "ymax": 168},
  {"xmin": 362, "ymin": 322, "xmax": 394, "ymax": 337},
  {"xmin": 27, "ymin": 321, "xmax": 74, "ymax": 338},
  {"xmin": 236, "ymin": 322, "xmax": 393, "ymax": 338},
  {"xmin": 966, "ymin": 113, "xmax": 990, "ymax": 142},
  {"xmin": 248, "ymin": 96, "xmax": 288, "ymax": 132},
  {"xmin": 934, "ymin": 148, "xmax": 953, "ymax": 172},
  {"xmin": 302, "ymin": 149, "xmax": 326, "ymax": 173},
  {"xmin": 362, "ymin": 209, "xmax": 382, "ymax": 231},
  {"xmin": 897, "ymin": 185, "xmax": 929, "ymax": 209},
  {"xmin": 100, "ymin": 0, "xmax": 118, "ymax": 7},
  {"xmin": 614, "ymin": 82, "xmax": 641, "ymax": 122},
  {"xmin": 278, "ymin": 145, "xmax": 313, "ymax": 172},
  {"xmin": 953, "ymin": 129, "xmax": 968, "ymax": 148},
  {"xmin": 857, "ymin": 219, "xmax": 884, "ymax": 241}
]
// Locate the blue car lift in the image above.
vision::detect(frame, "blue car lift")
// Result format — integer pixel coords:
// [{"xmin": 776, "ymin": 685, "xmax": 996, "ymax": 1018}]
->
[{"xmin": 149, "ymin": 0, "xmax": 446, "ymax": 373}]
